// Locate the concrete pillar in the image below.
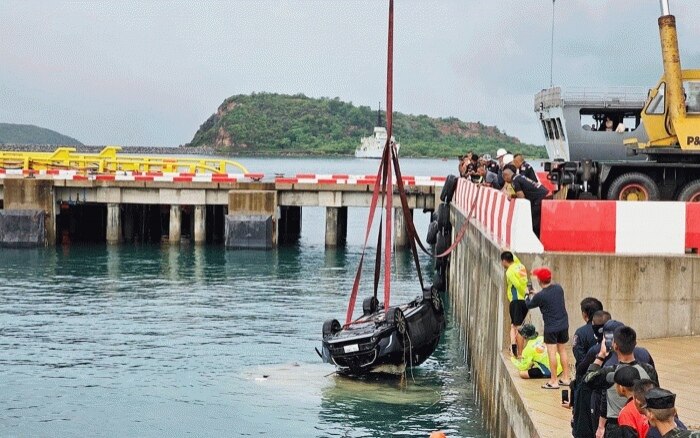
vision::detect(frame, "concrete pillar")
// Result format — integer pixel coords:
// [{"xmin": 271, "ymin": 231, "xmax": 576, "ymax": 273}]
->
[
  {"xmin": 226, "ymin": 188, "xmax": 278, "ymax": 249},
  {"xmin": 194, "ymin": 205, "xmax": 206, "ymax": 244},
  {"xmin": 394, "ymin": 208, "xmax": 413, "ymax": 248},
  {"xmin": 279, "ymin": 206, "xmax": 302, "ymax": 244},
  {"xmin": 3, "ymin": 179, "xmax": 56, "ymax": 245},
  {"xmin": 325, "ymin": 206, "xmax": 347, "ymax": 247},
  {"xmin": 169, "ymin": 205, "xmax": 181, "ymax": 244},
  {"xmin": 106, "ymin": 203, "xmax": 122, "ymax": 244}
]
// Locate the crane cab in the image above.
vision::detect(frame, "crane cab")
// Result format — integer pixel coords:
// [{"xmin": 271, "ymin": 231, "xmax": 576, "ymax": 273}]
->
[{"xmin": 637, "ymin": 70, "xmax": 700, "ymax": 150}]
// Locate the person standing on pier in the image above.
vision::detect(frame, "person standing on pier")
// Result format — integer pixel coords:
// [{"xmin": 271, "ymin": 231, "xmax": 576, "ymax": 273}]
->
[
  {"xmin": 502, "ymin": 165, "xmax": 549, "ymax": 238},
  {"xmin": 573, "ymin": 298, "xmax": 605, "ymax": 366},
  {"xmin": 584, "ymin": 326, "xmax": 658, "ymax": 438},
  {"xmin": 643, "ymin": 389, "xmax": 699, "ymax": 438},
  {"xmin": 525, "ymin": 266, "xmax": 572, "ymax": 389},
  {"xmin": 512, "ymin": 153, "xmax": 539, "ymax": 183},
  {"xmin": 500, "ymin": 251, "xmax": 529, "ymax": 358}
]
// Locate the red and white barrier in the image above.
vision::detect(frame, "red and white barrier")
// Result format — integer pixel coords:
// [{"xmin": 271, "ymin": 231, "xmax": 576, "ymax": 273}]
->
[
  {"xmin": 0, "ymin": 169, "xmax": 448, "ymax": 187},
  {"xmin": 541, "ymin": 200, "xmax": 696, "ymax": 254},
  {"xmin": 452, "ymin": 178, "xmax": 544, "ymax": 253},
  {"xmin": 274, "ymin": 174, "xmax": 444, "ymax": 187}
]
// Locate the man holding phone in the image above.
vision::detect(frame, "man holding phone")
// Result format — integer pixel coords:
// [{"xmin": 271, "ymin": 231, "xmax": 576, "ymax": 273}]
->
[
  {"xmin": 525, "ymin": 266, "xmax": 571, "ymax": 389},
  {"xmin": 584, "ymin": 326, "xmax": 658, "ymax": 438}
]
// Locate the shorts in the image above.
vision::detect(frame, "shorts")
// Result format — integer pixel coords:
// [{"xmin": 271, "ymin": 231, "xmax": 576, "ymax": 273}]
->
[
  {"xmin": 544, "ymin": 329, "xmax": 569, "ymax": 345},
  {"xmin": 527, "ymin": 367, "xmax": 551, "ymax": 379},
  {"xmin": 509, "ymin": 300, "xmax": 528, "ymax": 326}
]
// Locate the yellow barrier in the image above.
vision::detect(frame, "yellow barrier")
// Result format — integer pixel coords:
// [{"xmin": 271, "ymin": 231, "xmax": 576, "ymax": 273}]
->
[{"xmin": 0, "ymin": 146, "xmax": 249, "ymax": 174}]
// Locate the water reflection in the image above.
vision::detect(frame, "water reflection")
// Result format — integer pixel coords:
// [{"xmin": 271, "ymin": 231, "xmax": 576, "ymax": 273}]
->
[{"xmin": 0, "ymin": 243, "xmax": 486, "ymax": 437}]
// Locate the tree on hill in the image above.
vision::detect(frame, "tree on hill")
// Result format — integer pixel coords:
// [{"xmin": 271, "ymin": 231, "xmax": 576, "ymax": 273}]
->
[
  {"xmin": 0, "ymin": 123, "xmax": 83, "ymax": 146},
  {"xmin": 188, "ymin": 93, "xmax": 545, "ymax": 158}
]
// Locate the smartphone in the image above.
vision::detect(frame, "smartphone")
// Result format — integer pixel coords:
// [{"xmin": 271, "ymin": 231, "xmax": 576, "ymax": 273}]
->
[
  {"xmin": 561, "ymin": 389, "xmax": 569, "ymax": 404},
  {"xmin": 604, "ymin": 331, "xmax": 614, "ymax": 351},
  {"xmin": 527, "ymin": 281, "xmax": 533, "ymax": 293}
]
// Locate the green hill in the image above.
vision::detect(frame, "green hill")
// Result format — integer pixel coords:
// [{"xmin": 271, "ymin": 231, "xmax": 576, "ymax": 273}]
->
[
  {"xmin": 189, "ymin": 93, "xmax": 545, "ymax": 158},
  {"xmin": 0, "ymin": 123, "xmax": 82, "ymax": 146}
]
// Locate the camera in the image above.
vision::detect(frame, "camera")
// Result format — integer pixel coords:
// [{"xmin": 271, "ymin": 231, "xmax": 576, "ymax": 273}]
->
[{"xmin": 604, "ymin": 331, "xmax": 614, "ymax": 351}]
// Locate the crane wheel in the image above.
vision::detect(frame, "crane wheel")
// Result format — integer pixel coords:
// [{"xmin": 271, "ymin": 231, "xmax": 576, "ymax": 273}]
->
[
  {"xmin": 677, "ymin": 180, "xmax": 700, "ymax": 202},
  {"xmin": 606, "ymin": 173, "xmax": 660, "ymax": 201}
]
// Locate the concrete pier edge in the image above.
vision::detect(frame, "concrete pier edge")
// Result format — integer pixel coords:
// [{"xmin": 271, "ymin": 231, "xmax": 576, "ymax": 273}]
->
[{"xmin": 448, "ymin": 202, "xmax": 700, "ymax": 437}]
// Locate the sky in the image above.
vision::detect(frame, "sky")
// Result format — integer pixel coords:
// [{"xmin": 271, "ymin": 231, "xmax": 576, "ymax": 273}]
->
[{"xmin": 1, "ymin": 0, "xmax": 699, "ymax": 147}]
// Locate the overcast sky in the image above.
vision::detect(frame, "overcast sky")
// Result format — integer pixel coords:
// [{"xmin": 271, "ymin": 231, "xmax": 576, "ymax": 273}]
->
[{"xmin": 1, "ymin": 0, "xmax": 699, "ymax": 147}]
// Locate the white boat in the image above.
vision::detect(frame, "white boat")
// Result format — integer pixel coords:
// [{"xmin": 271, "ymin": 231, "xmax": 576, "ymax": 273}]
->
[{"xmin": 355, "ymin": 126, "xmax": 400, "ymax": 159}]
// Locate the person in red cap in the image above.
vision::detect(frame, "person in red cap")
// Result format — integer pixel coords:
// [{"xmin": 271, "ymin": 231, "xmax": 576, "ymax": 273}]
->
[{"xmin": 525, "ymin": 266, "xmax": 571, "ymax": 389}]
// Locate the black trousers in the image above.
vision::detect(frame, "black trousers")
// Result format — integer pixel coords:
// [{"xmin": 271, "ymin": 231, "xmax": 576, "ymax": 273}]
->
[{"xmin": 531, "ymin": 199, "xmax": 543, "ymax": 238}]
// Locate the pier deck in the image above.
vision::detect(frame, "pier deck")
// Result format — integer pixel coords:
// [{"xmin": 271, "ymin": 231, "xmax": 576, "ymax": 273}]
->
[{"xmin": 506, "ymin": 336, "xmax": 700, "ymax": 437}]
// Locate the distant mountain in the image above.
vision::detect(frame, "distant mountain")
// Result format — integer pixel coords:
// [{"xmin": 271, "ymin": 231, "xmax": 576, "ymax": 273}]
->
[
  {"xmin": 0, "ymin": 123, "xmax": 82, "ymax": 146},
  {"xmin": 189, "ymin": 93, "xmax": 545, "ymax": 158}
]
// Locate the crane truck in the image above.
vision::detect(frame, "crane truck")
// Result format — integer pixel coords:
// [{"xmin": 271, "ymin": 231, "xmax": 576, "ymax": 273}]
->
[{"xmin": 546, "ymin": 0, "xmax": 700, "ymax": 201}]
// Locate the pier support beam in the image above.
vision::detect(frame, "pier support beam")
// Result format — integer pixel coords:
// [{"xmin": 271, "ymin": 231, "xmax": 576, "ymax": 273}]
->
[
  {"xmin": 279, "ymin": 206, "xmax": 302, "ymax": 244},
  {"xmin": 106, "ymin": 204, "xmax": 122, "ymax": 244},
  {"xmin": 169, "ymin": 205, "xmax": 181, "ymax": 244},
  {"xmin": 2, "ymin": 179, "xmax": 55, "ymax": 245},
  {"xmin": 325, "ymin": 206, "xmax": 347, "ymax": 247},
  {"xmin": 225, "ymin": 187, "xmax": 278, "ymax": 249},
  {"xmin": 394, "ymin": 208, "xmax": 412, "ymax": 248},
  {"xmin": 194, "ymin": 205, "xmax": 206, "ymax": 244}
]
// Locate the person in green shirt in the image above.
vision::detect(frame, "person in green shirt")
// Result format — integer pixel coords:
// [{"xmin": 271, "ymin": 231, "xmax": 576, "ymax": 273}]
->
[
  {"xmin": 501, "ymin": 251, "xmax": 529, "ymax": 357},
  {"xmin": 511, "ymin": 324, "xmax": 563, "ymax": 379}
]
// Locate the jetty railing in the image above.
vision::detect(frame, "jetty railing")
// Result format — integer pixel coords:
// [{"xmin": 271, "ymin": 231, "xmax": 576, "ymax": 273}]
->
[{"xmin": 0, "ymin": 146, "xmax": 249, "ymax": 174}]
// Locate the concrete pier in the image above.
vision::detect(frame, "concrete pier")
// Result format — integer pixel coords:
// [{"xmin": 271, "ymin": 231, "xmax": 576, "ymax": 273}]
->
[
  {"xmin": 325, "ymin": 206, "xmax": 347, "ymax": 247},
  {"xmin": 194, "ymin": 205, "xmax": 206, "ymax": 244},
  {"xmin": 0, "ymin": 176, "xmax": 438, "ymax": 248},
  {"xmin": 393, "ymin": 207, "xmax": 412, "ymax": 248},
  {"xmin": 507, "ymin": 338, "xmax": 700, "ymax": 437},
  {"xmin": 447, "ymin": 201, "xmax": 700, "ymax": 436},
  {"xmin": 169, "ymin": 205, "xmax": 181, "ymax": 244},
  {"xmin": 106, "ymin": 204, "xmax": 121, "ymax": 244}
]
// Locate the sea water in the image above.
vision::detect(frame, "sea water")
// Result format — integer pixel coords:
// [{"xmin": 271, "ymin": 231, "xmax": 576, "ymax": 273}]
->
[{"xmin": 0, "ymin": 158, "xmax": 489, "ymax": 437}]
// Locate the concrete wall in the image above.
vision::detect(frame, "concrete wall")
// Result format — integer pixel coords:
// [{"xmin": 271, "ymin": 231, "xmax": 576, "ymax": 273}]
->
[
  {"xmin": 3, "ymin": 179, "xmax": 55, "ymax": 244},
  {"xmin": 517, "ymin": 252, "xmax": 700, "ymax": 339},
  {"xmin": 448, "ymin": 209, "xmax": 540, "ymax": 437},
  {"xmin": 448, "ymin": 204, "xmax": 700, "ymax": 436}
]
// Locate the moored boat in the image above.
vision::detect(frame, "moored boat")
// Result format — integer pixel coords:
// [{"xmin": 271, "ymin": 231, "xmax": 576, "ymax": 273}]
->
[{"xmin": 355, "ymin": 126, "xmax": 400, "ymax": 159}]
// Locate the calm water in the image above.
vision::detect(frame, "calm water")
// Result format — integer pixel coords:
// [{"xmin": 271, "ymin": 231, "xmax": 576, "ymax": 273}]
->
[{"xmin": 0, "ymin": 158, "xmax": 489, "ymax": 437}]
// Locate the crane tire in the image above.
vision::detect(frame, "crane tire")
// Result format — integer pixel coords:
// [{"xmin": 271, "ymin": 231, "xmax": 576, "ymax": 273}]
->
[
  {"xmin": 677, "ymin": 180, "xmax": 700, "ymax": 202},
  {"xmin": 606, "ymin": 173, "xmax": 660, "ymax": 201}
]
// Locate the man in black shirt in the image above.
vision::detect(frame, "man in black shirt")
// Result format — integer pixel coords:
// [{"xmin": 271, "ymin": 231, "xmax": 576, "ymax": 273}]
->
[
  {"xmin": 573, "ymin": 297, "xmax": 604, "ymax": 366},
  {"xmin": 482, "ymin": 154, "xmax": 500, "ymax": 175},
  {"xmin": 513, "ymin": 153, "xmax": 539, "ymax": 182},
  {"xmin": 503, "ymin": 165, "xmax": 549, "ymax": 238},
  {"xmin": 525, "ymin": 267, "xmax": 571, "ymax": 389}
]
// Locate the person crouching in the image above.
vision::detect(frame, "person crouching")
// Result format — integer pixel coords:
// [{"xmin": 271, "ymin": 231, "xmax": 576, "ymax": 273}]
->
[{"xmin": 511, "ymin": 324, "xmax": 563, "ymax": 380}]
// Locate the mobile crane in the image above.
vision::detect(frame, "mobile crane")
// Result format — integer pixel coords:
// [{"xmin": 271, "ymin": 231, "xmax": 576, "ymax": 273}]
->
[{"xmin": 547, "ymin": 0, "xmax": 700, "ymax": 201}]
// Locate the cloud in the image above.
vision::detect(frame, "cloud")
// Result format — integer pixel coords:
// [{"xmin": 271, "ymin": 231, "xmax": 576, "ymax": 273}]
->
[{"xmin": 0, "ymin": 0, "xmax": 698, "ymax": 147}]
